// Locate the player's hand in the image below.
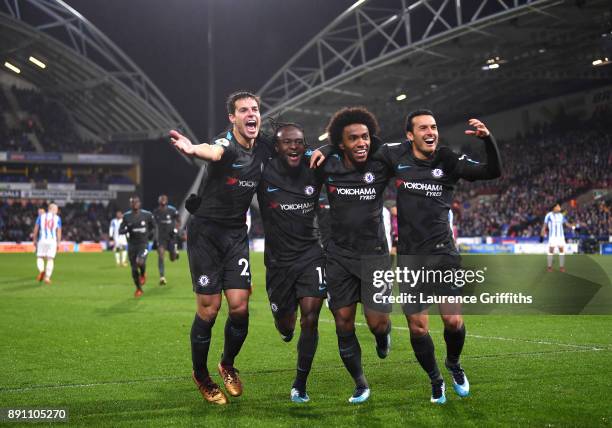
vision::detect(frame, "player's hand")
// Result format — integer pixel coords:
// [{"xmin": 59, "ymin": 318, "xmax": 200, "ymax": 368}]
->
[
  {"xmin": 169, "ymin": 130, "xmax": 196, "ymax": 156},
  {"xmin": 309, "ymin": 150, "xmax": 325, "ymax": 168},
  {"xmin": 464, "ymin": 118, "xmax": 490, "ymax": 138}
]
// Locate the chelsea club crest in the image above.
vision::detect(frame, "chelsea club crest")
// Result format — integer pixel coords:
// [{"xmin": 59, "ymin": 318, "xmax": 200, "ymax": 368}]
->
[{"xmin": 363, "ymin": 172, "xmax": 375, "ymax": 184}]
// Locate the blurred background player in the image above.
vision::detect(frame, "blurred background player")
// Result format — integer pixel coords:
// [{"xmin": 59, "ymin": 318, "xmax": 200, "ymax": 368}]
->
[
  {"xmin": 32, "ymin": 203, "xmax": 61, "ymax": 284},
  {"xmin": 541, "ymin": 203, "xmax": 571, "ymax": 272},
  {"xmin": 109, "ymin": 211, "xmax": 128, "ymax": 267},
  {"xmin": 153, "ymin": 194, "xmax": 180, "ymax": 285},
  {"xmin": 120, "ymin": 196, "xmax": 156, "ymax": 297}
]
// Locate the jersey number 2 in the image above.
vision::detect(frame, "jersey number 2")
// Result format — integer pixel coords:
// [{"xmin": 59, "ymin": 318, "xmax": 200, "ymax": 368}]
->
[{"xmin": 238, "ymin": 258, "xmax": 250, "ymax": 276}]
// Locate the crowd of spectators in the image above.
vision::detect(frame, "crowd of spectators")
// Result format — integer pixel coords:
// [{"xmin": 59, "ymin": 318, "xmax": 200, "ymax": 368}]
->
[
  {"xmin": 454, "ymin": 113, "xmax": 612, "ymax": 238},
  {"xmin": 1, "ymin": 86, "xmax": 141, "ymax": 156},
  {"xmin": 0, "ymin": 164, "xmax": 135, "ymax": 186},
  {"xmin": 0, "ymin": 86, "xmax": 37, "ymax": 151},
  {"xmin": 0, "ymin": 200, "xmax": 120, "ymax": 243}
]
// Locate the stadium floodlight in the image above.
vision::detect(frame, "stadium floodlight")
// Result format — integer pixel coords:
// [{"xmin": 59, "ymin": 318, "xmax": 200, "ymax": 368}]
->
[
  {"xmin": 396, "ymin": 94, "xmax": 407, "ymax": 101},
  {"xmin": 481, "ymin": 63, "xmax": 500, "ymax": 70},
  {"xmin": 4, "ymin": 61, "xmax": 20, "ymax": 74},
  {"xmin": 29, "ymin": 56, "xmax": 46, "ymax": 69},
  {"xmin": 318, "ymin": 132, "xmax": 329, "ymax": 141},
  {"xmin": 592, "ymin": 58, "xmax": 610, "ymax": 66}
]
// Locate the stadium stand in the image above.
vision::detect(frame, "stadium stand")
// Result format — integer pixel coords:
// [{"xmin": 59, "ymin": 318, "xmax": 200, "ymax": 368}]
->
[
  {"xmin": 454, "ymin": 112, "xmax": 612, "ymax": 239},
  {"xmin": 1, "ymin": 85, "xmax": 142, "ymax": 155},
  {"xmin": 0, "ymin": 199, "xmax": 119, "ymax": 243}
]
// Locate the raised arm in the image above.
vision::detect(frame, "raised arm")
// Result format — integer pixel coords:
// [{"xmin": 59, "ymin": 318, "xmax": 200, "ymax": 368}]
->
[
  {"xmin": 433, "ymin": 119, "xmax": 502, "ymax": 181},
  {"xmin": 169, "ymin": 130, "xmax": 225, "ymax": 162}
]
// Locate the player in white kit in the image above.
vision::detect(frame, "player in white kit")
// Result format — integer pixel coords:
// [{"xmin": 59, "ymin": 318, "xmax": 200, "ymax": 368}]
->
[
  {"xmin": 109, "ymin": 211, "xmax": 128, "ymax": 267},
  {"xmin": 540, "ymin": 203, "xmax": 569, "ymax": 272},
  {"xmin": 32, "ymin": 203, "xmax": 62, "ymax": 284}
]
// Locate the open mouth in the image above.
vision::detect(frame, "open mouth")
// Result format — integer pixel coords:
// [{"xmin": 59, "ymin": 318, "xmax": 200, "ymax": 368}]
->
[
  {"xmin": 424, "ymin": 137, "xmax": 436, "ymax": 146},
  {"xmin": 354, "ymin": 147, "xmax": 368, "ymax": 159},
  {"xmin": 245, "ymin": 119, "xmax": 258, "ymax": 134},
  {"xmin": 287, "ymin": 152, "xmax": 301, "ymax": 161}
]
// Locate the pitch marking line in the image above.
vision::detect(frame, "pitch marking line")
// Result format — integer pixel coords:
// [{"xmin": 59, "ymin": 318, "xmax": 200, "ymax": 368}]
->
[{"xmin": 319, "ymin": 318, "xmax": 606, "ymax": 351}]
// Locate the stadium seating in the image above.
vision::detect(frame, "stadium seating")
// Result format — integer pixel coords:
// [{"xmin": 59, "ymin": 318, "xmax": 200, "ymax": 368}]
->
[
  {"xmin": 1, "ymin": 86, "xmax": 141, "ymax": 155},
  {"xmin": 0, "ymin": 200, "xmax": 119, "ymax": 243},
  {"xmin": 454, "ymin": 114, "xmax": 611, "ymax": 239}
]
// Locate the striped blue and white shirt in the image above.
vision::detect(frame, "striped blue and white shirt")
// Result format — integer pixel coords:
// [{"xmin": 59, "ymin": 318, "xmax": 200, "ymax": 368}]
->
[
  {"xmin": 36, "ymin": 212, "xmax": 62, "ymax": 241},
  {"xmin": 544, "ymin": 212, "xmax": 565, "ymax": 239},
  {"xmin": 109, "ymin": 218, "xmax": 124, "ymax": 242}
]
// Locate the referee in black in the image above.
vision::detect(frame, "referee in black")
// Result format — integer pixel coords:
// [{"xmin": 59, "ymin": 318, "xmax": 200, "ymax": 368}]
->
[{"xmin": 170, "ymin": 91, "xmax": 274, "ymax": 405}]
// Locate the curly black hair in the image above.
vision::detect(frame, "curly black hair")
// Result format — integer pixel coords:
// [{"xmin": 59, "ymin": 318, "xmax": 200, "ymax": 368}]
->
[{"xmin": 326, "ymin": 107, "xmax": 380, "ymax": 148}]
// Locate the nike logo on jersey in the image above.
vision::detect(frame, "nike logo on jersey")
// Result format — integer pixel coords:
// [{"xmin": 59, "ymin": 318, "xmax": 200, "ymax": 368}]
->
[
  {"xmin": 267, "ymin": 186, "xmax": 280, "ymax": 192},
  {"xmin": 397, "ymin": 164, "xmax": 411, "ymax": 170},
  {"xmin": 318, "ymin": 285, "xmax": 327, "ymax": 291},
  {"xmin": 232, "ymin": 163, "xmax": 245, "ymax": 168},
  {"xmin": 458, "ymin": 154, "xmax": 479, "ymax": 164}
]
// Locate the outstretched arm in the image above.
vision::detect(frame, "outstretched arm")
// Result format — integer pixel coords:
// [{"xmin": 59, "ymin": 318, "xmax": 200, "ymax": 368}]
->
[
  {"xmin": 169, "ymin": 130, "xmax": 225, "ymax": 162},
  {"xmin": 434, "ymin": 119, "xmax": 502, "ymax": 181}
]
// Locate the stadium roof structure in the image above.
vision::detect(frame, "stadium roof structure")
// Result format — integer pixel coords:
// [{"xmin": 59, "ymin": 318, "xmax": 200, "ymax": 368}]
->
[
  {"xmin": 0, "ymin": 0, "xmax": 197, "ymax": 150},
  {"xmin": 258, "ymin": 0, "xmax": 612, "ymax": 142}
]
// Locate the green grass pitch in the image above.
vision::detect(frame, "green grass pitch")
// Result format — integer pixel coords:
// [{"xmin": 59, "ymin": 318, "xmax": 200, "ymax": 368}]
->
[{"xmin": 1, "ymin": 252, "xmax": 611, "ymax": 427}]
